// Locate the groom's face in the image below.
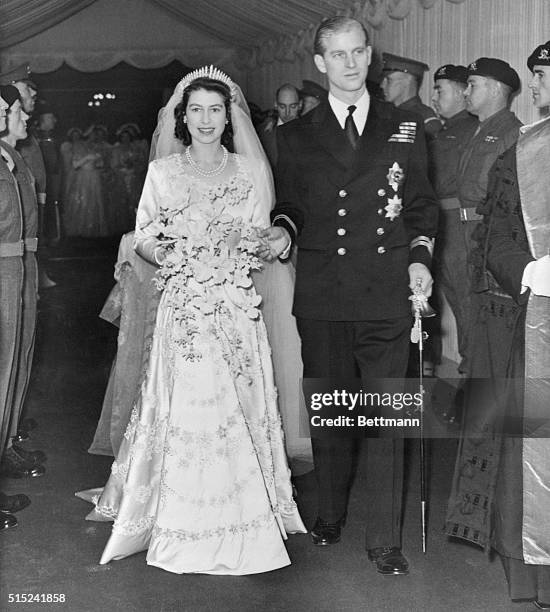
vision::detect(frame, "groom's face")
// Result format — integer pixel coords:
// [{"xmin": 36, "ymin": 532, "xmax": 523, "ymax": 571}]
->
[{"xmin": 314, "ymin": 24, "xmax": 371, "ymax": 100}]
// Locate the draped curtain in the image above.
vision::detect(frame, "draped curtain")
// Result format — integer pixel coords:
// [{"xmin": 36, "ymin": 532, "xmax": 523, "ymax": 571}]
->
[
  {"xmin": 0, "ymin": 0, "xmax": 97, "ymax": 48},
  {"xmin": 1, "ymin": 0, "xmax": 470, "ymax": 50},
  {"xmin": 2, "ymin": 0, "xmax": 547, "ymax": 124}
]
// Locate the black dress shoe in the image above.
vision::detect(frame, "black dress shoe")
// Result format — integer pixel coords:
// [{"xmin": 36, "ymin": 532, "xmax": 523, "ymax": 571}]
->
[
  {"xmin": 0, "ymin": 492, "xmax": 31, "ymax": 513},
  {"xmin": 367, "ymin": 547, "xmax": 409, "ymax": 575},
  {"xmin": 0, "ymin": 510, "xmax": 17, "ymax": 530},
  {"xmin": 535, "ymin": 602, "xmax": 550, "ymax": 610},
  {"xmin": 311, "ymin": 515, "xmax": 346, "ymax": 546},
  {"xmin": 0, "ymin": 448, "xmax": 45, "ymax": 479},
  {"xmin": 12, "ymin": 444, "xmax": 47, "ymax": 465}
]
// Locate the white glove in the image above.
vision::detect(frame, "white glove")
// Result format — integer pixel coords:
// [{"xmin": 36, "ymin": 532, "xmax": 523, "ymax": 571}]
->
[
  {"xmin": 408, "ymin": 262, "xmax": 433, "ymax": 298},
  {"xmin": 521, "ymin": 254, "xmax": 550, "ymax": 297}
]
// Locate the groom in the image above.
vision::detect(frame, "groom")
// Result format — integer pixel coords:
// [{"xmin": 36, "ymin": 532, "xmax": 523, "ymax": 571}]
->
[{"xmin": 260, "ymin": 16, "xmax": 437, "ymax": 574}]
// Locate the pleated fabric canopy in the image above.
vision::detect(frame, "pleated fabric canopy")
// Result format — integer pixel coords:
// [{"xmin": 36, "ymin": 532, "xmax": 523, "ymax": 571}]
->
[{"xmin": 1, "ymin": 0, "xmax": 469, "ymax": 50}]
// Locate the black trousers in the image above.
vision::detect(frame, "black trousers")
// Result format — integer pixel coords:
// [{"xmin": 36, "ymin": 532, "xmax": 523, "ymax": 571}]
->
[{"xmin": 297, "ymin": 316, "xmax": 411, "ymax": 549}]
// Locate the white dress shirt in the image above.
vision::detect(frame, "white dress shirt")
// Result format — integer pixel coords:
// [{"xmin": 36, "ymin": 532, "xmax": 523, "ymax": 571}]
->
[{"xmin": 328, "ymin": 89, "xmax": 370, "ymax": 135}]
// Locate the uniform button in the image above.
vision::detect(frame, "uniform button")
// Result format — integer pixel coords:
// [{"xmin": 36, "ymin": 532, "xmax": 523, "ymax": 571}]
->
[
  {"xmin": 337, "ymin": 228, "xmax": 346, "ymax": 236},
  {"xmin": 339, "ymin": 189, "xmax": 347, "ymax": 198},
  {"xmin": 377, "ymin": 208, "xmax": 384, "ymax": 215},
  {"xmin": 338, "ymin": 208, "xmax": 347, "ymax": 217},
  {"xmin": 376, "ymin": 227, "xmax": 384, "ymax": 235},
  {"xmin": 377, "ymin": 246, "xmax": 386, "ymax": 254},
  {"xmin": 377, "ymin": 189, "xmax": 386, "ymax": 197},
  {"xmin": 337, "ymin": 247, "xmax": 347, "ymax": 256}
]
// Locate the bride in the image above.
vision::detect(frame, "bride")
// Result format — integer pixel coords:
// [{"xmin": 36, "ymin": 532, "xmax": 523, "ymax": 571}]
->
[{"xmin": 78, "ymin": 67, "xmax": 305, "ymax": 574}]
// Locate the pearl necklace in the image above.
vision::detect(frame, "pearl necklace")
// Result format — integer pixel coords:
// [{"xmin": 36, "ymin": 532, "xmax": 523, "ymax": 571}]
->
[{"xmin": 185, "ymin": 145, "xmax": 228, "ymax": 177}]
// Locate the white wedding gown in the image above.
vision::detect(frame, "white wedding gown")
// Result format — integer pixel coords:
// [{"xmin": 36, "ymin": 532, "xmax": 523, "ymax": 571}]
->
[{"xmin": 77, "ymin": 153, "xmax": 305, "ymax": 574}]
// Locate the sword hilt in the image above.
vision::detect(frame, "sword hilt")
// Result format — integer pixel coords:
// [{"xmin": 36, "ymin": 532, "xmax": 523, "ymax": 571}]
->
[{"xmin": 411, "ymin": 277, "xmax": 436, "ymax": 319}]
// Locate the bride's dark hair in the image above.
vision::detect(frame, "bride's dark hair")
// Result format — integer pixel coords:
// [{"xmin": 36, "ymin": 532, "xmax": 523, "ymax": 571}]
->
[{"xmin": 174, "ymin": 77, "xmax": 233, "ymax": 147}]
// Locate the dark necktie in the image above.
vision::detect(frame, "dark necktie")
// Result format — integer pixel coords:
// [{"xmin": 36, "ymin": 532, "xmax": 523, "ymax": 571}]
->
[{"xmin": 345, "ymin": 105, "xmax": 359, "ymax": 150}]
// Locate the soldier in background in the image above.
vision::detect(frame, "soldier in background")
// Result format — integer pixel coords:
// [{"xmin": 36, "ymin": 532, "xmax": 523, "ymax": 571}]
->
[
  {"xmin": 0, "ymin": 64, "xmax": 56, "ymax": 290},
  {"xmin": 456, "ymin": 57, "xmax": 522, "ymax": 373},
  {"xmin": 35, "ymin": 103, "xmax": 62, "ymax": 246},
  {"xmin": 0, "ymin": 66, "xmax": 47, "ymax": 220},
  {"xmin": 430, "ymin": 65, "xmax": 478, "ymax": 375},
  {"xmin": 381, "ymin": 53, "xmax": 443, "ymax": 139},
  {"xmin": 259, "ymin": 83, "xmax": 302, "ymax": 168},
  {"xmin": 0, "ymin": 84, "xmax": 46, "ymax": 486}
]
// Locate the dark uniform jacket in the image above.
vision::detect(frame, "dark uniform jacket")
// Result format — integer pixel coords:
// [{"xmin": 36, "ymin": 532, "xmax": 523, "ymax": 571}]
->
[
  {"xmin": 272, "ymin": 97, "xmax": 438, "ymax": 322},
  {"xmin": 457, "ymin": 108, "xmax": 521, "ymax": 210},
  {"xmin": 429, "ymin": 110, "xmax": 478, "ymax": 199},
  {"xmin": 0, "ymin": 141, "xmax": 38, "ymax": 247},
  {"xmin": 0, "ymin": 148, "xmax": 24, "ymax": 248},
  {"xmin": 18, "ymin": 133, "xmax": 46, "ymax": 201}
]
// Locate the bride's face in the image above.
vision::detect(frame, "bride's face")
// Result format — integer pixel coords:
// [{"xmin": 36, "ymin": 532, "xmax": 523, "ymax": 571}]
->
[{"xmin": 185, "ymin": 89, "xmax": 227, "ymax": 146}]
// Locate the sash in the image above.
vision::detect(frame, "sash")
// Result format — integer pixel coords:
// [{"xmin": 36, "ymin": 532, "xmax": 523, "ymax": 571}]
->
[{"xmin": 516, "ymin": 117, "xmax": 550, "ymax": 564}]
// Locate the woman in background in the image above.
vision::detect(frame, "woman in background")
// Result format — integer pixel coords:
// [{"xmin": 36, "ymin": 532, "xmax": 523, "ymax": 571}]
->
[
  {"xmin": 110, "ymin": 124, "xmax": 146, "ymax": 233},
  {"xmin": 63, "ymin": 126, "xmax": 107, "ymax": 237}
]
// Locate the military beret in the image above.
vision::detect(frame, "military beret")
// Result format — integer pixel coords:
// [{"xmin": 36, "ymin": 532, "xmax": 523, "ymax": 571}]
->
[
  {"xmin": 0, "ymin": 84, "xmax": 21, "ymax": 108},
  {"xmin": 527, "ymin": 40, "xmax": 550, "ymax": 72},
  {"xmin": 0, "ymin": 63, "xmax": 36, "ymax": 89},
  {"xmin": 382, "ymin": 53, "xmax": 429, "ymax": 79},
  {"xmin": 300, "ymin": 79, "xmax": 327, "ymax": 99},
  {"xmin": 434, "ymin": 64, "xmax": 469, "ymax": 85},
  {"xmin": 467, "ymin": 57, "xmax": 520, "ymax": 92}
]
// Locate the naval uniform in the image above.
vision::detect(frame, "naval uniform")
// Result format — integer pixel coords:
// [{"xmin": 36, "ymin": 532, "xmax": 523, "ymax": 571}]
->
[{"xmin": 272, "ymin": 92, "xmax": 438, "ymax": 547}]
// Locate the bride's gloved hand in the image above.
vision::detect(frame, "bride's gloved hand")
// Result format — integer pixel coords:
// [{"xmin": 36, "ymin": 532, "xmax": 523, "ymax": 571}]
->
[{"xmin": 257, "ymin": 226, "xmax": 291, "ymax": 262}]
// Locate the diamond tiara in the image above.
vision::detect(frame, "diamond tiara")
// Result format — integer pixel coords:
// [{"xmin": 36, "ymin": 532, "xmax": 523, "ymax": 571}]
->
[{"xmin": 178, "ymin": 65, "xmax": 235, "ymax": 94}]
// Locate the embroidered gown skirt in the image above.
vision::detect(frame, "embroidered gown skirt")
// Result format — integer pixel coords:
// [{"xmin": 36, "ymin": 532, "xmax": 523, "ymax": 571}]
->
[{"xmin": 78, "ymin": 155, "xmax": 305, "ymax": 574}]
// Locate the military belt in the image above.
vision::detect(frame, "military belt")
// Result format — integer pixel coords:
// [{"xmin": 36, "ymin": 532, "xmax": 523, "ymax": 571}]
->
[{"xmin": 0, "ymin": 238, "xmax": 38, "ymax": 257}]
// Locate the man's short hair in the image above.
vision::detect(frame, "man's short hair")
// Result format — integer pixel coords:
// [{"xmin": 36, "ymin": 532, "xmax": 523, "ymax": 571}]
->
[{"xmin": 313, "ymin": 16, "xmax": 370, "ymax": 56}]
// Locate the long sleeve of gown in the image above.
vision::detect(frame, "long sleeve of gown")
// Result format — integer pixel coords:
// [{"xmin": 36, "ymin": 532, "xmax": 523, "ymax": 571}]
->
[
  {"xmin": 134, "ymin": 161, "xmax": 163, "ymax": 264},
  {"xmin": 249, "ymin": 156, "xmax": 273, "ymax": 229}
]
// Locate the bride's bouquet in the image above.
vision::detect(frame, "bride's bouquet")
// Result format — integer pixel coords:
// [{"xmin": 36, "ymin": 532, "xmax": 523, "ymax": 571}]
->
[{"xmin": 152, "ymin": 203, "xmax": 264, "ymax": 321}]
